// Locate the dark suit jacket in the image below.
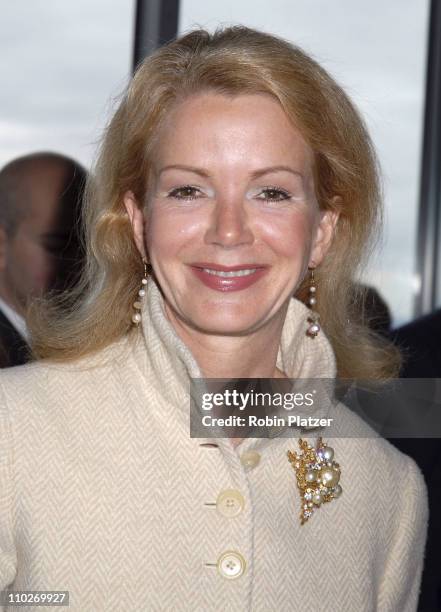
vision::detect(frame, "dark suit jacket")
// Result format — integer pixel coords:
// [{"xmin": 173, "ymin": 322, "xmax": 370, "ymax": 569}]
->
[
  {"xmin": 0, "ymin": 309, "xmax": 31, "ymax": 368},
  {"xmin": 394, "ymin": 309, "xmax": 441, "ymax": 377},
  {"xmin": 390, "ymin": 309, "xmax": 441, "ymax": 612}
]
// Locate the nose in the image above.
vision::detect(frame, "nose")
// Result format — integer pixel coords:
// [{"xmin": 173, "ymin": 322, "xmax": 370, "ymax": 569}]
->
[{"xmin": 204, "ymin": 196, "xmax": 254, "ymax": 248}]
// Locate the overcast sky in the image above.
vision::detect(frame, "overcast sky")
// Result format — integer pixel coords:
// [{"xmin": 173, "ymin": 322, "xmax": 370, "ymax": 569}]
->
[
  {"xmin": 0, "ymin": 0, "xmax": 134, "ymax": 167},
  {"xmin": 0, "ymin": 0, "xmax": 430, "ymax": 325}
]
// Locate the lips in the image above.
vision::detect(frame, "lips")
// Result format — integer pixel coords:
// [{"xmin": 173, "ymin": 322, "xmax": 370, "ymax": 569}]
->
[{"xmin": 189, "ymin": 263, "xmax": 269, "ymax": 292}]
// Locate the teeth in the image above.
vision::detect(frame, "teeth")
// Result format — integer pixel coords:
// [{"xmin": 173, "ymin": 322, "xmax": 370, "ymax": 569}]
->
[{"xmin": 202, "ymin": 268, "xmax": 258, "ymax": 277}]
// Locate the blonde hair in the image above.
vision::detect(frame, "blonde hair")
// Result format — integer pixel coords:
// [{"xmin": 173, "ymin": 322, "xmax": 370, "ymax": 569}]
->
[{"xmin": 28, "ymin": 25, "xmax": 400, "ymax": 379}]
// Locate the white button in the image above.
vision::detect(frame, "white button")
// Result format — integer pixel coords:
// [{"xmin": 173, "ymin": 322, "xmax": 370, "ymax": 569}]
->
[
  {"xmin": 217, "ymin": 551, "xmax": 246, "ymax": 579},
  {"xmin": 240, "ymin": 450, "xmax": 261, "ymax": 469},
  {"xmin": 216, "ymin": 489, "xmax": 245, "ymax": 518}
]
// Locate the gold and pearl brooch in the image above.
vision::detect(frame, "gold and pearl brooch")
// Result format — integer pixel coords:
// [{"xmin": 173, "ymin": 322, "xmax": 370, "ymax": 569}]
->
[{"xmin": 287, "ymin": 437, "xmax": 342, "ymax": 525}]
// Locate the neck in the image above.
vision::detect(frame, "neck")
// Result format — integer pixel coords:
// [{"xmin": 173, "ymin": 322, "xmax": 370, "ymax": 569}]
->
[{"xmin": 163, "ymin": 301, "xmax": 289, "ymax": 379}]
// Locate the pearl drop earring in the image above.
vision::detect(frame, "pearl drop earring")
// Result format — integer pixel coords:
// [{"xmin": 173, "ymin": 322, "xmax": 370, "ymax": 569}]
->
[
  {"xmin": 132, "ymin": 258, "xmax": 149, "ymax": 325},
  {"xmin": 306, "ymin": 268, "xmax": 321, "ymax": 338}
]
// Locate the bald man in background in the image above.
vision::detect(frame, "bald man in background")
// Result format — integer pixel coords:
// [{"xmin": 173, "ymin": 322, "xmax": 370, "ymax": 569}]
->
[{"xmin": 0, "ymin": 152, "xmax": 86, "ymax": 368}]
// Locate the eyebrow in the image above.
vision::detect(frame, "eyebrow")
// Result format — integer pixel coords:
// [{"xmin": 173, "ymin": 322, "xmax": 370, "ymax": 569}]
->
[{"xmin": 157, "ymin": 164, "xmax": 304, "ymax": 179}]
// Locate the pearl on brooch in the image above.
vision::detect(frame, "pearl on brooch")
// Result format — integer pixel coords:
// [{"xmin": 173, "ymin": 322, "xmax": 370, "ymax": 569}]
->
[
  {"xmin": 332, "ymin": 484, "xmax": 343, "ymax": 498},
  {"xmin": 305, "ymin": 469, "xmax": 318, "ymax": 483},
  {"xmin": 322, "ymin": 446, "xmax": 334, "ymax": 462},
  {"xmin": 312, "ymin": 492, "xmax": 323, "ymax": 505},
  {"xmin": 319, "ymin": 467, "xmax": 340, "ymax": 488}
]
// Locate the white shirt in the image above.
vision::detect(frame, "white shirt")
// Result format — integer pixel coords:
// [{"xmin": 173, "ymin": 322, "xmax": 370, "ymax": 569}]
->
[{"xmin": 0, "ymin": 296, "xmax": 29, "ymax": 343}]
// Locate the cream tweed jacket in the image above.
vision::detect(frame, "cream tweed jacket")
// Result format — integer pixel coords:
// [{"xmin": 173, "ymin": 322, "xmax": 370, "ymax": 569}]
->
[{"xmin": 0, "ymin": 280, "xmax": 428, "ymax": 612}]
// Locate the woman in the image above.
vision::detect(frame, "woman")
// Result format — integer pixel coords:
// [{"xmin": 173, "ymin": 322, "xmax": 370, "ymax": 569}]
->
[{"xmin": 0, "ymin": 25, "xmax": 427, "ymax": 611}]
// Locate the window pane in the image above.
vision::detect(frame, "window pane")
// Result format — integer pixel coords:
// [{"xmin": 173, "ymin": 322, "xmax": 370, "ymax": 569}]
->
[
  {"xmin": 0, "ymin": 0, "xmax": 135, "ymax": 169},
  {"xmin": 179, "ymin": 1, "xmax": 430, "ymax": 326}
]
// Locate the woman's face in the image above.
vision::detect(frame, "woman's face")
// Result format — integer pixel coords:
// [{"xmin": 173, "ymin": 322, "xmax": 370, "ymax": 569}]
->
[{"xmin": 125, "ymin": 92, "xmax": 338, "ymax": 336}]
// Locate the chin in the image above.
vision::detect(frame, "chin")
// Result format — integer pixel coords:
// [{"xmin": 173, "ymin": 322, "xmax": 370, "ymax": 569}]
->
[{"xmin": 182, "ymin": 302, "xmax": 269, "ymax": 336}]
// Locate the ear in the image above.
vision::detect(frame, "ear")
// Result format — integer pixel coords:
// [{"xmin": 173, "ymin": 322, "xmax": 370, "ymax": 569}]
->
[
  {"xmin": 309, "ymin": 197, "xmax": 341, "ymax": 267},
  {"xmin": 123, "ymin": 191, "xmax": 148, "ymax": 260}
]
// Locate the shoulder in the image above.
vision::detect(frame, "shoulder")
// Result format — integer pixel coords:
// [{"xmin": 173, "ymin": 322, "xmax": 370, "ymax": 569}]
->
[
  {"xmin": 393, "ymin": 308, "xmax": 441, "ymax": 350},
  {"xmin": 396, "ymin": 307, "xmax": 441, "ymax": 335},
  {"xmin": 324, "ymin": 402, "xmax": 428, "ymax": 536},
  {"xmin": 0, "ymin": 335, "xmax": 134, "ymax": 416},
  {"xmin": 328, "ymin": 400, "xmax": 427, "ymax": 478}
]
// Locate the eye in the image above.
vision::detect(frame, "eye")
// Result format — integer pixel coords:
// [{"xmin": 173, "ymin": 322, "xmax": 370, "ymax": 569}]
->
[
  {"xmin": 256, "ymin": 186, "xmax": 291, "ymax": 202},
  {"xmin": 167, "ymin": 185, "xmax": 204, "ymax": 201}
]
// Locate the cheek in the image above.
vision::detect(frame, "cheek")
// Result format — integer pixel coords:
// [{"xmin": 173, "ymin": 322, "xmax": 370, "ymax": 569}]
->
[
  {"xmin": 26, "ymin": 250, "xmax": 56, "ymax": 288},
  {"xmin": 257, "ymin": 210, "xmax": 314, "ymax": 258},
  {"xmin": 145, "ymin": 207, "xmax": 205, "ymax": 258},
  {"xmin": 9, "ymin": 239, "xmax": 55, "ymax": 291},
  {"xmin": 144, "ymin": 203, "xmax": 316, "ymax": 266}
]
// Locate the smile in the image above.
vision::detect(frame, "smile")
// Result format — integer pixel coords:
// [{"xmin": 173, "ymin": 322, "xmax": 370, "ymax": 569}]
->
[
  {"xmin": 202, "ymin": 268, "xmax": 258, "ymax": 277},
  {"xmin": 189, "ymin": 264, "xmax": 269, "ymax": 292}
]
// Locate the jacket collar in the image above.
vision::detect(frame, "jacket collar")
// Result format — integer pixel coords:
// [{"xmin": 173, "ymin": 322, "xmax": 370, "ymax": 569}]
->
[
  {"xmin": 136, "ymin": 277, "xmax": 336, "ymax": 387},
  {"xmin": 132, "ymin": 278, "xmax": 337, "ymax": 449}
]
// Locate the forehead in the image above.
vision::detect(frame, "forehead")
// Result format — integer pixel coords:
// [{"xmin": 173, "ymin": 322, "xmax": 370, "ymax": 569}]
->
[{"xmin": 154, "ymin": 92, "xmax": 314, "ymax": 172}]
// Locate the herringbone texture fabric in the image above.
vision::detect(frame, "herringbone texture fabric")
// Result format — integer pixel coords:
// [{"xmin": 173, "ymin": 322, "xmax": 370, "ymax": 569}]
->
[{"xmin": 0, "ymin": 280, "xmax": 428, "ymax": 611}]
